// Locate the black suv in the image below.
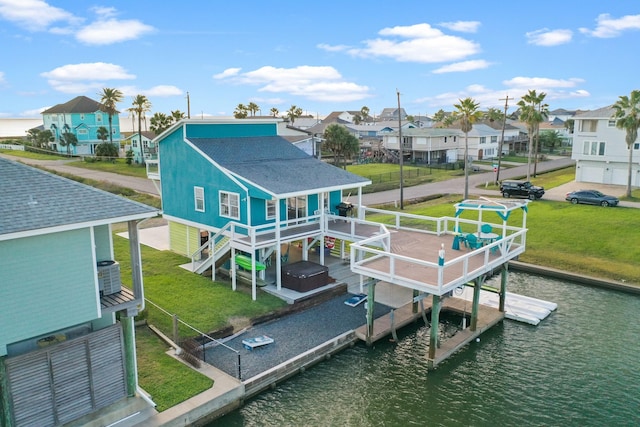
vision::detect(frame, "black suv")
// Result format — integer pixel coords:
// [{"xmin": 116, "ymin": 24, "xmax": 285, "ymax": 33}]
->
[{"xmin": 499, "ymin": 180, "xmax": 545, "ymax": 200}]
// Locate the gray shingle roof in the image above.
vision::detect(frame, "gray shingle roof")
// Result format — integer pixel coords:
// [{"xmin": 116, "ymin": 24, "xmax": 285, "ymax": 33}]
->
[
  {"xmin": 41, "ymin": 96, "xmax": 108, "ymax": 114},
  {"xmin": 0, "ymin": 158, "xmax": 158, "ymax": 239},
  {"xmin": 188, "ymin": 136, "xmax": 370, "ymax": 196}
]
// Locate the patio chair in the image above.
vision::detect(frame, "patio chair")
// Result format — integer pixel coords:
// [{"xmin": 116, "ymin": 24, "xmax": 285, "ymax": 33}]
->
[
  {"xmin": 481, "ymin": 223, "xmax": 493, "ymax": 234},
  {"xmin": 465, "ymin": 233, "xmax": 483, "ymax": 250}
]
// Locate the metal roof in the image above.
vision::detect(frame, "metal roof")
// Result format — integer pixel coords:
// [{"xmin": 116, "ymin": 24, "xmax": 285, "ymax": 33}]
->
[
  {"xmin": 0, "ymin": 158, "xmax": 159, "ymax": 240},
  {"xmin": 188, "ymin": 136, "xmax": 370, "ymax": 196}
]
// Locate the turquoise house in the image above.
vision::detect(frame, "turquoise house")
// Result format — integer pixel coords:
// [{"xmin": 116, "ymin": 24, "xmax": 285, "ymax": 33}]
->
[
  {"xmin": 42, "ymin": 95, "xmax": 121, "ymax": 155},
  {"xmin": 0, "ymin": 158, "xmax": 159, "ymax": 426},
  {"xmin": 149, "ymin": 118, "xmax": 371, "ymax": 299}
]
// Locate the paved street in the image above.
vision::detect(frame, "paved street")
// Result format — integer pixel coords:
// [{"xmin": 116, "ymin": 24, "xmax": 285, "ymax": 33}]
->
[{"xmin": 3, "ymin": 152, "xmax": 637, "ymax": 207}]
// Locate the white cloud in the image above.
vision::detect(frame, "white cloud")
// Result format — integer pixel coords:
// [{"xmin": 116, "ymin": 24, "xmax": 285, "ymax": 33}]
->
[
  {"xmin": 41, "ymin": 62, "xmax": 135, "ymax": 94},
  {"xmin": 42, "ymin": 63, "xmax": 135, "ymax": 81},
  {"xmin": 526, "ymin": 28, "xmax": 572, "ymax": 46},
  {"xmin": 504, "ymin": 76, "xmax": 585, "ymax": 91},
  {"xmin": 0, "ymin": 71, "xmax": 5, "ymax": 84},
  {"xmin": 580, "ymin": 13, "xmax": 640, "ymax": 38},
  {"xmin": 438, "ymin": 21, "xmax": 481, "ymax": 33},
  {"xmin": 0, "ymin": 0, "xmax": 80, "ymax": 31},
  {"xmin": 347, "ymin": 23, "xmax": 480, "ymax": 63},
  {"xmin": 418, "ymin": 77, "xmax": 590, "ymax": 111},
  {"xmin": 432, "ymin": 60, "xmax": 491, "ymax": 74},
  {"xmin": 317, "ymin": 43, "xmax": 351, "ymax": 52},
  {"xmin": 213, "ymin": 68, "xmax": 242, "ymax": 79},
  {"xmin": 75, "ymin": 18, "xmax": 154, "ymax": 45},
  {"xmin": 216, "ymin": 65, "xmax": 371, "ymax": 102}
]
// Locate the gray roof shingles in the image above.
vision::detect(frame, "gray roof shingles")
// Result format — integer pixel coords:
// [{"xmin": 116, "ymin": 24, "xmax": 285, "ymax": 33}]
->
[
  {"xmin": 0, "ymin": 158, "xmax": 158, "ymax": 237},
  {"xmin": 188, "ymin": 136, "xmax": 370, "ymax": 195}
]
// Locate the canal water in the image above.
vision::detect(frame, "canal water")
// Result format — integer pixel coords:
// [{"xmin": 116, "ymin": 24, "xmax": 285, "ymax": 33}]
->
[{"xmin": 215, "ymin": 273, "xmax": 640, "ymax": 426}]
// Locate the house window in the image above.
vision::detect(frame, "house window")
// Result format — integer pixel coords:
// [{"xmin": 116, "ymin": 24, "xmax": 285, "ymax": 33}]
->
[
  {"xmin": 634, "ymin": 143, "xmax": 639, "ymax": 150},
  {"xmin": 220, "ymin": 191, "xmax": 240, "ymax": 219},
  {"xmin": 453, "ymin": 136, "xmax": 457, "ymax": 142},
  {"xmin": 194, "ymin": 187, "xmax": 205, "ymax": 212},
  {"xmin": 480, "ymin": 137, "xmax": 486, "ymax": 144},
  {"xmin": 491, "ymin": 136, "xmax": 498, "ymax": 143},
  {"xmin": 266, "ymin": 200, "xmax": 276, "ymax": 220},
  {"xmin": 96, "ymin": 114, "xmax": 103, "ymax": 123},
  {"xmin": 579, "ymin": 120, "xmax": 597, "ymax": 132},
  {"xmin": 608, "ymin": 120, "xmax": 616, "ymax": 127},
  {"xmin": 77, "ymin": 129, "xmax": 88, "ymax": 135},
  {"xmin": 582, "ymin": 141, "xmax": 605, "ymax": 156},
  {"xmin": 80, "ymin": 114, "xmax": 85, "ymax": 120}
]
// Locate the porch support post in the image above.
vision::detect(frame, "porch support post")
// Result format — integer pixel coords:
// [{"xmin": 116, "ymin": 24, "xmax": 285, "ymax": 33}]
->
[
  {"xmin": 470, "ymin": 276, "xmax": 484, "ymax": 331},
  {"xmin": 412, "ymin": 290, "xmax": 419, "ymax": 313},
  {"xmin": 428, "ymin": 294, "xmax": 441, "ymax": 360},
  {"xmin": 231, "ymin": 247, "xmax": 237, "ymax": 291},
  {"xmin": 251, "ymin": 252, "xmax": 257, "ymax": 301},
  {"xmin": 127, "ymin": 220, "xmax": 144, "ymax": 301},
  {"xmin": 121, "ymin": 314, "xmax": 137, "ymax": 397},
  {"xmin": 499, "ymin": 263, "xmax": 508, "ymax": 312},
  {"xmin": 0, "ymin": 356, "xmax": 13, "ymax": 427},
  {"xmin": 365, "ymin": 281, "xmax": 376, "ymax": 346}
]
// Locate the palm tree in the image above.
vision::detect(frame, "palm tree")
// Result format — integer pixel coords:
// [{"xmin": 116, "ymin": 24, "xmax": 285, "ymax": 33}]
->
[
  {"xmin": 234, "ymin": 103, "xmax": 248, "ymax": 119},
  {"xmin": 129, "ymin": 94, "xmax": 152, "ymax": 163},
  {"xmin": 517, "ymin": 90, "xmax": 547, "ymax": 180},
  {"xmin": 170, "ymin": 110, "xmax": 186, "ymax": 123},
  {"xmin": 247, "ymin": 102, "xmax": 260, "ymax": 117},
  {"xmin": 99, "ymin": 88, "xmax": 123, "ymax": 145},
  {"xmin": 150, "ymin": 112, "xmax": 172, "ymax": 135},
  {"xmin": 270, "ymin": 107, "xmax": 279, "ymax": 117},
  {"xmin": 97, "ymin": 126, "xmax": 109, "ymax": 143},
  {"xmin": 60, "ymin": 132, "xmax": 78, "ymax": 156},
  {"xmin": 323, "ymin": 124, "xmax": 360, "ymax": 169},
  {"xmin": 448, "ymin": 98, "xmax": 483, "ymax": 199},
  {"xmin": 612, "ymin": 89, "xmax": 640, "ymax": 197},
  {"xmin": 286, "ymin": 105, "xmax": 303, "ymax": 125}
]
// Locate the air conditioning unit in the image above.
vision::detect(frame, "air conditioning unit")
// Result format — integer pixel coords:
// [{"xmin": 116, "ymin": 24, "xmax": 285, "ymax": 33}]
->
[{"xmin": 97, "ymin": 260, "xmax": 122, "ymax": 296}]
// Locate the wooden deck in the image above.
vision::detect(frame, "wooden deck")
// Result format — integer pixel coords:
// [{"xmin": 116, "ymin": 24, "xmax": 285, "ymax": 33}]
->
[{"xmin": 355, "ymin": 295, "xmax": 504, "ymax": 368}]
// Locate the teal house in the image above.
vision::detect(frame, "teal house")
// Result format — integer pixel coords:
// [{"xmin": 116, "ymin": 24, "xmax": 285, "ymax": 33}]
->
[
  {"xmin": 42, "ymin": 95, "xmax": 121, "ymax": 155},
  {"xmin": 148, "ymin": 118, "xmax": 371, "ymax": 299},
  {"xmin": 0, "ymin": 158, "xmax": 159, "ymax": 426}
]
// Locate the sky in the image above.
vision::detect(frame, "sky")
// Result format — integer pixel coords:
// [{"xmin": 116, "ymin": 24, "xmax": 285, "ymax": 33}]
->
[{"xmin": 1, "ymin": 1, "xmax": 640, "ymax": 119}]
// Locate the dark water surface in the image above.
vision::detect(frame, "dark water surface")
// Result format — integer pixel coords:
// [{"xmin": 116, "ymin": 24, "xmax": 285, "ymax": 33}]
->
[{"xmin": 215, "ymin": 273, "xmax": 640, "ymax": 426}]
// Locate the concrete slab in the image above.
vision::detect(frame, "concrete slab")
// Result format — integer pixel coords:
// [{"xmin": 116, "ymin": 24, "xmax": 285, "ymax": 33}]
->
[{"xmin": 118, "ymin": 225, "xmax": 170, "ymax": 251}]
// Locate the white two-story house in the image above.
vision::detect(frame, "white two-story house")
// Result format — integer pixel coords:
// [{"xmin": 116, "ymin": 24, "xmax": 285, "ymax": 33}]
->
[{"xmin": 571, "ymin": 105, "xmax": 638, "ymax": 186}]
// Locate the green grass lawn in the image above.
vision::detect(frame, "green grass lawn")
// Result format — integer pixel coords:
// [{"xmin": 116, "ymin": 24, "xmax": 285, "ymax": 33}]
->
[
  {"xmin": 68, "ymin": 158, "xmax": 149, "ymax": 178},
  {"xmin": 135, "ymin": 325, "xmax": 213, "ymax": 412},
  {"xmin": 0, "ymin": 148, "xmax": 69, "ymax": 160}
]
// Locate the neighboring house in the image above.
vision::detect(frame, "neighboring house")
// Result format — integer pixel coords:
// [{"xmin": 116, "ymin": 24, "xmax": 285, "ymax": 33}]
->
[
  {"xmin": 42, "ymin": 96, "xmax": 121, "ymax": 155},
  {"xmin": 0, "ymin": 158, "xmax": 159, "ymax": 426},
  {"xmin": 123, "ymin": 130, "xmax": 157, "ymax": 164},
  {"xmin": 382, "ymin": 123, "xmax": 503, "ymax": 164},
  {"xmin": 377, "ymin": 107, "xmax": 408, "ymax": 121},
  {"xmin": 148, "ymin": 118, "xmax": 371, "ymax": 299},
  {"xmin": 571, "ymin": 105, "xmax": 636, "ymax": 185}
]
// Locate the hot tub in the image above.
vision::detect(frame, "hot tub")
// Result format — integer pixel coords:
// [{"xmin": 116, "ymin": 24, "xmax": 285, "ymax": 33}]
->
[{"xmin": 281, "ymin": 261, "xmax": 329, "ymax": 292}]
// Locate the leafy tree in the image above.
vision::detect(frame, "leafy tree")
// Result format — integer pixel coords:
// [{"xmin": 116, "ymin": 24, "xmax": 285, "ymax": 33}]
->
[
  {"xmin": 125, "ymin": 148, "xmax": 134, "ymax": 165},
  {"xmin": 150, "ymin": 112, "xmax": 172, "ymax": 134},
  {"xmin": 564, "ymin": 118, "xmax": 575, "ymax": 134},
  {"xmin": 129, "ymin": 94, "xmax": 152, "ymax": 164},
  {"xmin": 95, "ymin": 141, "xmax": 119, "ymax": 158},
  {"xmin": 234, "ymin": 103, "xmax": 248, "ymax": 118},
  {"xmin": 286, "ymin": 105, "xmax": 303, "ymax": 125},
  {"xmin": 99, "ymin": 87, "xmax": 123, "ymax": 145},
  {"xmin": 353, "ymin": 114, "xmax": 362, "ymax": 125},
  {"xmin": 406, "ymin": 115, "xmax": 415, "ymax": 123},
  {"xmin": 517, "ymin": 90, "xmax": 548, "ymax": 180},
  {"xmin": 247, "ymin": 102, "xmax": 260, "ymax": 117},
  {"xmin": 26, "ymin": 129, "xmax": 53, "ymax": 148},
  {"xmin": 486, "ymin": 107, "xmax": 504, "ymax": 123},
  {"xmin": 432, "ymin": 109, "xmax": 447, "ymax": 127},
  {"xmin": 323, "ymin": 124, "xmax": 360, "ymax": 169},
  {"xmin": 97, "ymin": 126, "xmax": 109, "ymax": 142},
  {"xmin": 59, "ymin": 132, "xmax": 78, "ymax": 156},
  {"xmin": 270, "ymin": 107, "xmax": 279, "ymax": 117},
  {"xmin": 612, "ymin": 89, "xmax": 640, "ymax": 197},
  {"xmin": 170, "ymin": 110, "xmax": 186, "ymax": 122},
  {"xmin": 360, "ymin": 106, "xmax": 370, "ymax": 122},
  {"xmin": 447, "ymin": 98, "xmax": 483, "ymax": 199},
  {"xmin": 538, "ymin": 130, "xmax": 563, "ymax": 153}
]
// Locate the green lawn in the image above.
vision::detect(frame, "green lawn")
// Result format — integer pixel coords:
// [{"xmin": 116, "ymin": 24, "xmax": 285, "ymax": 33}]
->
[
  {"xmin": 68, "ymin": 158, "xmax": 149, "ymax": 178},
  {"xmin": 0, "ymin": 148, "xmax": 69, "ymax": 160}
]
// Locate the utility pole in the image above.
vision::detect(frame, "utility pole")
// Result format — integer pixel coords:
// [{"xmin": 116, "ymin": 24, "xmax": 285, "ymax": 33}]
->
[
  {"xmin": 496, "ymin": 95, "xmax": 511, "ymax": 184},
  {"xmin": 397, "ymin": 89, "xmax": 404, "ymax": 209},
  {"xmin": 186, "ymin": 92, "xmax": 191, "ymax": 119}
]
